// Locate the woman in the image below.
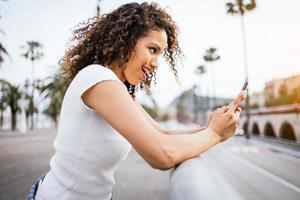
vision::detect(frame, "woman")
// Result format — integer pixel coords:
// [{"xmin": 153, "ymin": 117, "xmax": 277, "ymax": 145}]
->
[{"xmin": 32, "ymin": 2, "xmax": 246, "ymax": 200}]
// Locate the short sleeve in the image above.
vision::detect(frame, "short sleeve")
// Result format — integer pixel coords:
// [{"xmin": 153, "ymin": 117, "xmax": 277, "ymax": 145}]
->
[{"xmin": 70, "ymin": 64, "xmax": 124, "ymax": 111}]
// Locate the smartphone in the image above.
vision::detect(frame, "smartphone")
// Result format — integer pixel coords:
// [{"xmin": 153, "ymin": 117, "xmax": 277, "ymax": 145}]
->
[
  {"xmin": 231, "ymin": 79, "xmax": 247, "ymax": 112},
  {"xmin": 241, "ymin": 79, "xmax": 248, "ymax": 91}
]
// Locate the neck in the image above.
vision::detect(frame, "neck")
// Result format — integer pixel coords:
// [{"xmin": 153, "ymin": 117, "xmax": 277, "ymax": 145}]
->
[{"xmin": 107, "ymin": 61, "xmax": 126, "ymax": 82}]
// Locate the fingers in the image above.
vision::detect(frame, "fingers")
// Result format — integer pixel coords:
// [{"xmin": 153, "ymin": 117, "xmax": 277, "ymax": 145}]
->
[
  {"xmin": 226, "ymin": 106, "xmax": 241, "ymax": 124},
  {"xmin": 228, "ymin": 91, "xmax": 246, "ymax": 112},
  {"xmin": 212, "ymin": 106, "xmax": 229, "ymax": 114},
  {"xmin": 208, "ymin": 106, "xmax": 230, "ymax": 125},
  {"xmin": 234, "ymin": 109, "xmax": 241, "ymax": 119},
  {"xmin": 220, "ymin": 106, "xmax": 229, "ymax": 113}
]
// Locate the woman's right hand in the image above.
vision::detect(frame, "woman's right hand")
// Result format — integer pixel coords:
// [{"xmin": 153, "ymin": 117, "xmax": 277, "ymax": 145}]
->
[{"xmin": 208, "ymin": 91, "xmax": 246, "ymax": 142}]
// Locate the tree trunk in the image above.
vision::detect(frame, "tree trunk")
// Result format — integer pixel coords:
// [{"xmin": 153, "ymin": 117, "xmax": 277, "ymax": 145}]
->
[
  {"xmin": 29, "ymin": 96, "xmax": 34, "ymax": 130},
  {"xmin": 30, "ymin": 112, "xmax": 34, "ymax": 130},
  {"xmin": 11, "ymin": 111, "xmax": 17, "ymax": 131},
  {"xmin": 30, "ymin": 61, "xmax": 35, "ymax": 130},
  {"xmin": 0, "ymin": 110, "xmax": 3, "ymax": 128}
]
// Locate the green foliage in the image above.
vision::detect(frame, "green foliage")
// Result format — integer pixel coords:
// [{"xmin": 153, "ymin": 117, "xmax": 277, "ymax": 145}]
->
[
  {"xmin": 0, "ymin": 43, "xmax": 9, "ymax": 66},
  {"xmin": 0, "ymin": 0, "xmax": 9, "ymax": 67},
  {"xmin": 40, "ymin": 72, "xmax": 68, "ymax": 125},
  {"xmin": 203, "ymin": 47, "xmax": 220, "ymax": 62},
  {"xmin": 142, "ymin": 104, "xmax": 158, "ymax": 119},
  {"xmin": 20, "ymin": 41, "xmax": 43, "ymax": 62},
  {"xmin": 226, "ymin": 0, "xmax": 256, "ymax": 16},
  {"xmin": 20, "ymin": 40, "xmax": 44, "ymax": 130},
  {"xmin": 0, "ymin": 79, "xmax": 22, "ymax": 130},
  {"xmin": 195, "ymin": 65, "xmax": 206, "ymax": 74},
  {"xmin": 141, "ymin": 104, "xmax": 169, "ymax": 122},
  {"xmin": 0, "ymin": 71, "xmax": 68, "ymax": 129}
]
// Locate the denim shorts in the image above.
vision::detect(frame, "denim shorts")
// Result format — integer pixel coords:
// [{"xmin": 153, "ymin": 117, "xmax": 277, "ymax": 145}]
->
[
  {"xmin": 28, "ymin": 174, "xmax": 46, "ymax": 200},
  {"xmin": 28, "ymin": 173, "xmax": 113, "ymax": 200}
]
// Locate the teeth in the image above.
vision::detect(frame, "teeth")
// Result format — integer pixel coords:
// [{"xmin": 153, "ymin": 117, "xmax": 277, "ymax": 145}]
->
[{"xmin": 142, "ymin": 66, "xmax": 150, "ymax": 77}]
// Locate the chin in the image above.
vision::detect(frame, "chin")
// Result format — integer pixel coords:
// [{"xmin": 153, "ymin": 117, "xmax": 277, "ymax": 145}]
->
[{"xmin": 126, "ymin": 79, "xmax": 140, "ymax": 86}]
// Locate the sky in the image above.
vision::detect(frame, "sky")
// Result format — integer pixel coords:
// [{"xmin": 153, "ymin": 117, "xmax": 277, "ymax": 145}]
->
[{"xmin": 0, "ymin": 0, "xmax": 299, "ymax": 108}]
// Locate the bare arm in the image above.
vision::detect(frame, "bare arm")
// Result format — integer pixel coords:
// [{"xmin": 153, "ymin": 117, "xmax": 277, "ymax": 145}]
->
[
  {"xmin": 82, "ymin": 81, "xmax": 221, "ymax": 170},
  {"xmin": 135, "ymin": 101, "xmax": 206, "ymax": 135},
  {"xmin": 164, "ymin": 127, "xmax": 206, "ymax": 135}
]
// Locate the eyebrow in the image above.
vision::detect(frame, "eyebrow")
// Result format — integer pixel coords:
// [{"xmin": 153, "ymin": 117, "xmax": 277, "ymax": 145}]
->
[{"xmin": 149, "ymin": 42, "xmax": 162, "ymax": 52}]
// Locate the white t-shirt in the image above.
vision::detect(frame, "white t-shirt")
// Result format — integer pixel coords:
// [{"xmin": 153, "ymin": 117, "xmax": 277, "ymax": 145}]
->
[{"xmin": 36, "ymin": 65, "xmax": 132, "ymax": 200}]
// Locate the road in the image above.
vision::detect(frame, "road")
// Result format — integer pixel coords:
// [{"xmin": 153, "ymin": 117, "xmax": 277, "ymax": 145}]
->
[
  {"xmin": 0, "ymin": 129, "xmax": 55, "ymax": 200},
  {"xmin": 0, "ymin": 128, "xmax": 299, "ymax": 200}
]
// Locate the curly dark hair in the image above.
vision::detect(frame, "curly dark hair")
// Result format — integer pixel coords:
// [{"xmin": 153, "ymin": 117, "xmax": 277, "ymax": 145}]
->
[{"xmin": 60, "ymin": 2, "xmax": 182, "ymax": 98}]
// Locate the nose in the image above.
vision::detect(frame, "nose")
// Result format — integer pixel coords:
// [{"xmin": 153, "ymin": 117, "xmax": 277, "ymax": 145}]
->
[{"xmin": 150, "ymin": 57, "xmax": 159, "ymax": 70}]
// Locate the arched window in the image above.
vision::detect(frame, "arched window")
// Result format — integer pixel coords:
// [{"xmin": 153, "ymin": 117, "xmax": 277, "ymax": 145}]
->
[
  {"xmin": 264, "ymin": 122, "xmax": 276, "ymax": 138},
  {"xmin": 280, "ymin": 122, "xmax": 296, "ymax": 141},
  {"xmin": 252, "ymin": 123, "xmax": 260, "ymax": 135}
]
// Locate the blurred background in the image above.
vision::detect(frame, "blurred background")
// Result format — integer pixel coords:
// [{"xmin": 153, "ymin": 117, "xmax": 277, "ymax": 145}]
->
[{"xmin": 0, "ymin": 0, "xmax": 299, "ymax": 200}]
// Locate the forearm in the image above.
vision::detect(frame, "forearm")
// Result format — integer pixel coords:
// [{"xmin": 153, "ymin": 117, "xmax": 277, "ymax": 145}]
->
[
  {"xmin": 163, "ymin": 126, "xmax": 206, "ymax": 135},
  {"xmin": 136, "ymin": 102, "xmax": 206, "ymax": 135},
  {"xmin": 161, "ymin": 127, "xmax": 221, "ymax": 168}
]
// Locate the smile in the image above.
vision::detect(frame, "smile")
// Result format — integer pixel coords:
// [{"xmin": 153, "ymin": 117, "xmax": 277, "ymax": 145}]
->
[{"xmin": 142, "ymin": 66, "xmax": 151, "ymax": 80}]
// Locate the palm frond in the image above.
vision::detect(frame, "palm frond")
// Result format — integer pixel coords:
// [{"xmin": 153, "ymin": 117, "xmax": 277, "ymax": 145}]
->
[
  {"xmin": 195, "ymin": 65, "xmax": 206, "ymax": 74},
  {"xmin": 245, "ymin": 0, "xmax": 256, "ymax": 10},
  {"xmin": 226, "ymin": 2, "xmax": 238, "ymax": 14}
]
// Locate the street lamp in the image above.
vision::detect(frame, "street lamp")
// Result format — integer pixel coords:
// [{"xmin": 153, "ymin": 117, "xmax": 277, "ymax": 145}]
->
[
  {"xmin": 96, "ymin": 0, "xmax": 101, "ymax": 17},
  {"xmin": 226, "ymin": 0, "xmax": 256, "ymax": 139}
]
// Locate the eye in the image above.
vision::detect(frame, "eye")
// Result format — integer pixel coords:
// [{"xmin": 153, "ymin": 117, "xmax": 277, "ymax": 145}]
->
[{"xmin": 149, "ymin": 47, "xmax": 157, "ymax": 54}]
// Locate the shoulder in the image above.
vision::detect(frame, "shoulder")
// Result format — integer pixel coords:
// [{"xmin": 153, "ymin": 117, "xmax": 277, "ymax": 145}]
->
[
  {"xmin": 67, "ymin": 64, "xmax": 125, "ymax": 101},
  {"xmin": 77, "ymin": 64, "xmax": 117, "ymax": 79},
  {"xmin": 71, "ymin": 64, "xmax": 123, "ymax": 89}
]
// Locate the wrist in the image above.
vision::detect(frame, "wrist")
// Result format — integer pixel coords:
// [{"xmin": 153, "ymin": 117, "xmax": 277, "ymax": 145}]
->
[{"xmin": 206, "ymin": 127, "xmax": 222, "ymax": 143}]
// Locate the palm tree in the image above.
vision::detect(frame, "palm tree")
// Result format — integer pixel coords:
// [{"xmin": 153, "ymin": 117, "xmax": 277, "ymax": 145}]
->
[
  {"xmin": 203, "ymin": 47, "xmax": 220, "ymax": 107},
  {"xmin": 0, "ymin": 79, "xmax": 22, "ymax": 130},
  {"xmin": 20, "ymin": 41, "xmax": 43, "ymax": 84},
  {"xmin": 226, "ymin": 0, "xmax": 256, "ymax": 139},
  {"xmin": 0, "ymin": 0, "xmax": 10, "ymax": 67},
  {"xmin": 0, "ymin": 80, "xmax": 7, "ymax": 128},
  {"xmin": 20, "ymin": 41, "xmax": 43, "ymax": 130},
  {"xmin": 0, "ymin": 43, "xmax": 9, "ymax": 67},
  {"xmin": 40, "ymin": 72, "xmax": 68, "ymax": 127}
]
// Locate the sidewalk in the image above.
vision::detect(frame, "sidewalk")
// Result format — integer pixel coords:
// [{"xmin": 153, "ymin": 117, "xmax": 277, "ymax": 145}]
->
[{"xmin": 244, "ymin": 136, "xmax": 300, "ymax": 158}]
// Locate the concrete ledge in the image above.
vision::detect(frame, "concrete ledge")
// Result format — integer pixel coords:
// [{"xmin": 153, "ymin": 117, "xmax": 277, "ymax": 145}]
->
[{"xmin": 170, "ymin": 155, "xmax": 243, "ymax": 200}]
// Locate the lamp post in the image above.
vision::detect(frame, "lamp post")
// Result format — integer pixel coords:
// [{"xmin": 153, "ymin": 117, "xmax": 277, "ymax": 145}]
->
[
  {"xmin": 226, "ymin": 0, "xmax": 256, "ymax": 139},
  {"xmin": 96, "ymin": 0, "xmax": 101, "ymax": 17}
]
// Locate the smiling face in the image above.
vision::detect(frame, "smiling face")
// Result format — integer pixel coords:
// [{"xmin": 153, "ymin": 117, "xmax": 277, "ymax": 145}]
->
[{"xmin": 112, "ymin": 29, "xmax": 168, "ymax": 85}]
